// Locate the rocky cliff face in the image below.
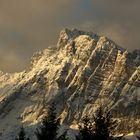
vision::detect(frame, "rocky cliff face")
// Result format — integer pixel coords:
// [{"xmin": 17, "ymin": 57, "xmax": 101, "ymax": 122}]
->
[{"xmin": 0, "ymin": 29, "xmax": 140, "ymax": 139}]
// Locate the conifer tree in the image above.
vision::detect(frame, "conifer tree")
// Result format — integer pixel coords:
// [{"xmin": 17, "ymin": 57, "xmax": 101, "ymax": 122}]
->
[
  {"xmin": 78, "ymin": 115, "xmax": 94, "ymax": 140},
  {"xmin": 77, "ymin": 106, "xmax": 118, "ymax": 140},
  {"xmin": 35, "ymin": 102, "xmax": 60, "ymax": 140},
  {"xmin": 15, "ymin": 126, "xmax": 29, "ymax": 140},
  {"xmin": 93, "ymin": 106, "xmax": 117, "ymax": 140}
]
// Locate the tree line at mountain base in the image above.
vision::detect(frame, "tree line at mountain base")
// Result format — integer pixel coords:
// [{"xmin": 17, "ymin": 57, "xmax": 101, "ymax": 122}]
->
[{"xmin": 15, "ymin": 103, "xmax": 124, "ymax": 140}]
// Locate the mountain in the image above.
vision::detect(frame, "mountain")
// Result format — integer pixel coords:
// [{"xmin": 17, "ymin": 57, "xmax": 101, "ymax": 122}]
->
[{"xmin": 0, "ymin": 28, "xmax": 140, "ymax": 139}]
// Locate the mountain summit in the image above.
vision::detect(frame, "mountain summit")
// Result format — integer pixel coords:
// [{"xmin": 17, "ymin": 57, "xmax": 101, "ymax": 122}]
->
[{"xmin": 0, "ymin": 29, "xmax": 140, "ymax": 139}]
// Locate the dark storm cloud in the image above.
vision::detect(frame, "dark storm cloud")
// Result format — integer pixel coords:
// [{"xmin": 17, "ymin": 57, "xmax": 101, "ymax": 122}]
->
[{"xmin": 0, "ymin": 0, "xmax": 139, "ymax": 72}]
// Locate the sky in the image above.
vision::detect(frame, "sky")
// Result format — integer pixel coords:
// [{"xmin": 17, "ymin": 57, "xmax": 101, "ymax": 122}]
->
[{"xmin": 0, "ymin": 0, "xmax": 139, "ymax": 72}]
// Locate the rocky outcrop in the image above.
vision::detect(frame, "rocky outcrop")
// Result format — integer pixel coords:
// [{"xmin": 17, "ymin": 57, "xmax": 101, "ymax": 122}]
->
[{"xmin": 0, "ymin": 28, "xmax": 139, "ymax": 139}]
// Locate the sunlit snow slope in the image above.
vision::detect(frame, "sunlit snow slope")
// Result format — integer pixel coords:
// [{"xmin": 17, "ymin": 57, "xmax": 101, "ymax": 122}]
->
[{"xmin": 0, "ymin": 29, "xmax": 140, "ymax": 139}]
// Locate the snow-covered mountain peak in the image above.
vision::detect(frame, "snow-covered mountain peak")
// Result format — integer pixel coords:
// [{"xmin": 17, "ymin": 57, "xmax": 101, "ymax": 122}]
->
[
  {"xmin": 0, "ymin": 29, "xmax": 139, "ymax": 139},
  {"xmin": 57, "ymin": 28, "xmax": 99, "ymax": 49}
]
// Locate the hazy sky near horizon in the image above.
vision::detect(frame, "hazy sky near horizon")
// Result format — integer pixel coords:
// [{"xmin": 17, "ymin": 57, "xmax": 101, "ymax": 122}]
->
[{"xmin": 0, "ymin": 0, "xmax": 140, "ymax": 72}]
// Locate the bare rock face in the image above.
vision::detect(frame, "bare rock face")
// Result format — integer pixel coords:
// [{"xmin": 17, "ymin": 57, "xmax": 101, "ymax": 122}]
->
[{"xmin": 0, "ymin": 28, "xmax": 140, "ymax": 139}]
